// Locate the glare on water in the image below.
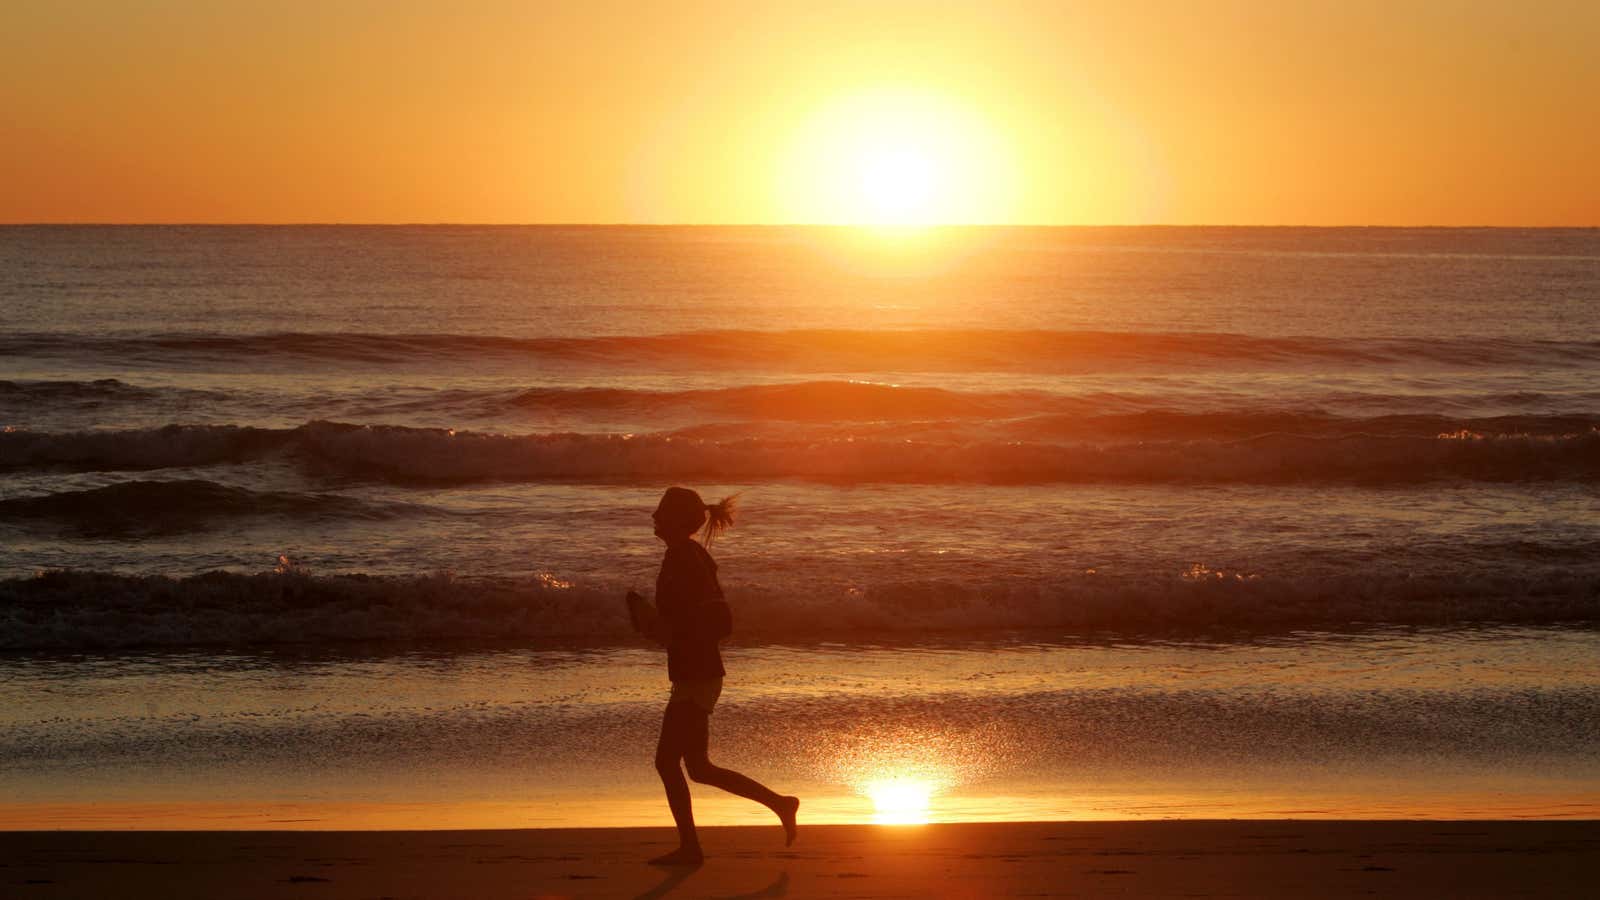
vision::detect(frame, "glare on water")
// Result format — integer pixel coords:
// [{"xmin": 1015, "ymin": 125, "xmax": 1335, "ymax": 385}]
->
[{"xmin": 863, "ymin": 776, "xmax": 938, "ymax": 825}]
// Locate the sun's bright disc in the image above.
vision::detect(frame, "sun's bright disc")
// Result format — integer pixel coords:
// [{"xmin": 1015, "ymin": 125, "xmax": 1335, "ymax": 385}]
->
[
  {"xmin": 859, "ymin": 146, "xmax": 937, "ymax": 225},
  {"xmin": 778, "ymin": 87, "xmax": 1015, "ymax": 226},
  {"xmin": 864, "ymin": 777, "xmax": 935, "ymax": 825}
]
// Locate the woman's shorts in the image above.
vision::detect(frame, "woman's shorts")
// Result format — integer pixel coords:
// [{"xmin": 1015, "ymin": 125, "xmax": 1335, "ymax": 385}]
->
[{"xmin": 669, "ymin": 678, "xmax": 723, "ymax": 715}]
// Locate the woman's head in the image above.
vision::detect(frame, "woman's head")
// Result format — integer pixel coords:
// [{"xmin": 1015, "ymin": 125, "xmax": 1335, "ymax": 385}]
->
[{"xmin": 652, "ymin": 486, "xmax": 738, "ymax": 546}]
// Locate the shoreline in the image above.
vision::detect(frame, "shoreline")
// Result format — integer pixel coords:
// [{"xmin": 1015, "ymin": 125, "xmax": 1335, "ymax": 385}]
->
[{"xmin": 4, "ymin": 820, "xmax": 1596, "ymax": 898}]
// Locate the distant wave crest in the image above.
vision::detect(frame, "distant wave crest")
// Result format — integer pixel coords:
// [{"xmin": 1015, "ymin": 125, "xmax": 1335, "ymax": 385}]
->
[
  {"xmin": 0, "ymin": 377, "xmax": 156, "ymax": 403},
  {"xmin": 0, "ymin": 424, "xmax": 291, "ymax": 470},
  {"xmin": 6, "ymin": 328, "xmax": 1598, "ymax": 372},
  {"xmin": 3, "ymin": 420, "xmax": 1597, "ymax": 485},
  {"xmin": 0, "ymin": 479, "xmax": 405, "ymax": 534},
  {"xmin": 13, "ymin": 376, "xmax": 1600, "ymax": 429},
  {"xmin": 3, "ymin": 567, "xmax": 1597, "ymax": 649}
]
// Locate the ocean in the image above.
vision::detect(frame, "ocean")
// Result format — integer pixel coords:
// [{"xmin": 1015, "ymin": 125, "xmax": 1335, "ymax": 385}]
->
[{"xmin": 2, "ymin": 225, "xmax": 1597, "ymax": 828}]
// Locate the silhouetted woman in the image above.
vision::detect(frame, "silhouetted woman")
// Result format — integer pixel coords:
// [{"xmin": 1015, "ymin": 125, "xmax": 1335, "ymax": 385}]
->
[{"xmin": 626, "ymin": 486, "xmax": 798, "ymax": 866}]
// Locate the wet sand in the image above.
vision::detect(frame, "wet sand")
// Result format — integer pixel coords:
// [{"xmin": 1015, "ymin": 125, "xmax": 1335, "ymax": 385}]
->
[{"xmin": 2, "ymin": 820, "xmax": 1596, "ymax": 898}]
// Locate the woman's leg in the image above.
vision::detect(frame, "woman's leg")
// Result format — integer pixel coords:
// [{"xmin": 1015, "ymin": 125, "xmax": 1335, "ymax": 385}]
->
[
  {"xmin": 652, "ymin": 701, "xmax": 702, "ymax": 862},
  {"xmin": 680, "ymin": 706, "xmax": 800, "ymax": 845}
]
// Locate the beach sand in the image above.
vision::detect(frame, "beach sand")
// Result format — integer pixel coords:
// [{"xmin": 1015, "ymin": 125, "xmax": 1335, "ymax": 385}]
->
[{"xmin": 2, "ymin": 820, "xmax": 1595, "ymax": 898}]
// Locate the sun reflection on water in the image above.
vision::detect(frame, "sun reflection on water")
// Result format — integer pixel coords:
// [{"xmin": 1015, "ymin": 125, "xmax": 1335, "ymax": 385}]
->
[
  {"xmin": 816, "ymin": 718, "xmax": 1004, "ymax": 827},
  {"xmin": 863, "ymin": 775, "xmax": 939, "ymax": 825}
]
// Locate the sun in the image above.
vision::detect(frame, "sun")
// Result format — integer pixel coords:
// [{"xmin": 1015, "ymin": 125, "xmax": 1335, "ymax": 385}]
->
[
  {"xmin": 778, "ymin": 87, "xmax": 1015, "ymax": 226},
  {"xmin": 864, "ymin": 776, "xmax": 937, "ymax": 825},
  {"xmin": 858, "ymin": 145, "xmax": 939, "ymax": 226}
]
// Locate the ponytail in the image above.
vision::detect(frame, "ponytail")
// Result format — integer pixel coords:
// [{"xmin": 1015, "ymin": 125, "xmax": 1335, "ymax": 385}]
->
[{"xmin": 701, "ymin": 493, "xmax": 740, "ymax": 547}]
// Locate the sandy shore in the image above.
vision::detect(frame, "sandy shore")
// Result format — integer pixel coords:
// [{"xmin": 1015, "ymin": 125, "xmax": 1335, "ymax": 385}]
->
[{"xmin": 2, "ymin": 820, "xmax": 1596, "ymax": 898}]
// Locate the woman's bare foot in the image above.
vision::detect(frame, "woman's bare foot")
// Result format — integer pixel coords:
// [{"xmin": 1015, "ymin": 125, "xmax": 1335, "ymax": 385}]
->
[
  {"xmin": 647, "ymin": 845, "xmax": 704, "ymax": 866},
  {"xmin": 776, "ymin": 796, "xmax": 800, "ymax": 846}
]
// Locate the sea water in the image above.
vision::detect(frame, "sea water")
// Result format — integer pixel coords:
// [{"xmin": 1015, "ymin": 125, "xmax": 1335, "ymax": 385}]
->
[{"xmin": 2, "ymin": 226, "xmax": 1597, "ymax": 827}]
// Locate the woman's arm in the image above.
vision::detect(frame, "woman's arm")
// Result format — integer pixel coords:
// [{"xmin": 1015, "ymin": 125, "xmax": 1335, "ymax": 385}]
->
[{"xmin": 626, "ymin": 590, "xmax": 669, "ymax": 646}]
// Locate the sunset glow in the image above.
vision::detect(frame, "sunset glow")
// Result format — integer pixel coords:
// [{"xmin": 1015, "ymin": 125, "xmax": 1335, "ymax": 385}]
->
[
  {"xmin": 864, "ymin": 776, "xmax": 937, "ymax": 826},
  {"xmin": 777, "ymin": 88, "xmax": 1016, "ymax": 225},
  {"xmin": 4, "ymin": 1, "xmax": 1595, "ymax": 224}
]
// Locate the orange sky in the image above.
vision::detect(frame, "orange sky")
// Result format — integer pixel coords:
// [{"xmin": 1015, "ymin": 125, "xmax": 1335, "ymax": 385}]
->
[{"xmin": 2, "ymin": 0, "xmax": 1596, "ymax": 225}]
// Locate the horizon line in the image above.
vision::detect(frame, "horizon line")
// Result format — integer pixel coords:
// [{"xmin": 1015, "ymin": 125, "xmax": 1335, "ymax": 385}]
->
[{"xmin": 2, "ymin": 222, "xmax": 1596, "ymax": 229}]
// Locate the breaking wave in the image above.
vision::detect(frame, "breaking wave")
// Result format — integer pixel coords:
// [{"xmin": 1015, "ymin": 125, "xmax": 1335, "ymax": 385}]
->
[
  {"xmin": 3, "ymin": 567, "xmax": 1596, "ymax": 649},
  {"xmin": 511, "ymin": 380, "xmax": 1023, "ymax": 420},
  {"xmin": 0, "ymin": 378, "xmax": 158, "ymax": 404},
  {"xmin": 0, "ymin": 480, "xmax": 406, "ymax": 534},
  {"xmin": 0, "ymin": 424, "xmax": 291, "ymax": 471},
  {"xmin": 12, "ymin": 377, "xmax": 1600, "ymax": 430},
  {"xmin": 3, "ymin": 420, "xmax": 1597, "ymax": 484},
  {"xmin": 6, "ymin": 329, "xmax": 1598, "ymax": 372}
]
